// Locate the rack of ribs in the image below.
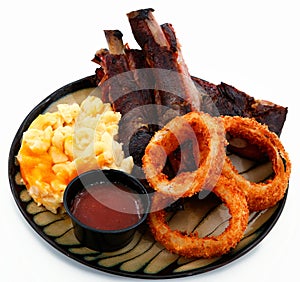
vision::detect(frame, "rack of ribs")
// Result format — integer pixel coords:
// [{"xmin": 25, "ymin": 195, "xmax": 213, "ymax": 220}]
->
[{"xmin": 93, "ymin": 8, "xmax": 287, "ymax": 164}]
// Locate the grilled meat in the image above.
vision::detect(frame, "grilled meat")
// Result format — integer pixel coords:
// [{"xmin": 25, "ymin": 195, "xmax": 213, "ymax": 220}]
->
[
  {"xmin": 93, "ymin": 8, "xmax": 288, "ymax": 164},
  {"xmin": 127, "ymin": 8, "xmax": 201, "ymax": 125},
  {"xmin": 93, "ymin": 30, "xmax": 157, "ymax": 169},
  {"xmin": 192, "ymin": 77, "xmax": 287, "ymax": 160},
  {"xmin": 192, "ymin": 76, "xmax": 287, "ymax": 136}
]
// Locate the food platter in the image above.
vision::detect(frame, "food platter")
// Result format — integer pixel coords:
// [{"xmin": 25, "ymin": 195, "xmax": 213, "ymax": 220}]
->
[{"xmin": 8, "ymin": 75, "xmax": 287, "ymax": 279}]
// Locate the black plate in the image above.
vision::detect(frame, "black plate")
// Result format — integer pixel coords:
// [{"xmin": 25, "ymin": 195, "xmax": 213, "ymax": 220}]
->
[{"xmin": 8, "ymin": 75, "xmax": 287, "ymax": 279}]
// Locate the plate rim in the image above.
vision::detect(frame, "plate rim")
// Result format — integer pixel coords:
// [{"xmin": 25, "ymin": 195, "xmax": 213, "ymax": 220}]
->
[{"xmin": 8, "ymin": 75, "xmax": 288, "ymax": 279}]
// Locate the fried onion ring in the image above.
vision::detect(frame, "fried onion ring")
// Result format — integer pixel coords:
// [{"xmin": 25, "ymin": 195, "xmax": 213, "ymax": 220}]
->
[
  {"xmin": 148, "ymin": 176, "xmax": 249, "ymax": 258},
  {"xmin": 221, "ymin": 116, "xmax": 291, "ymax": 211},
  {"xmin": 142, "ymin": 111, "xmax": 226, "ymax": 198}
]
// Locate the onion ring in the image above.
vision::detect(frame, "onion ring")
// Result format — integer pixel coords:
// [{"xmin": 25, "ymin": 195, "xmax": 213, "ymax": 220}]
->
[
  {"xmin": 148, "ymin": 176, "xmax": 249, "ymax": 258},
  {"xmin": 142, "ymin": 111, "xmax": 226, "ymax": 198},
  {"xmin": 221, "ymin": 116, "xmax": 291, "ymax": 211}
]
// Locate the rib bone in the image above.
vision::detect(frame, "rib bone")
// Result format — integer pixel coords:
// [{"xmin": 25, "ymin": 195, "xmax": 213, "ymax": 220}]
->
[{"xmin": 127, "ymin": 8, "xmax": 202, "ymax": 124}]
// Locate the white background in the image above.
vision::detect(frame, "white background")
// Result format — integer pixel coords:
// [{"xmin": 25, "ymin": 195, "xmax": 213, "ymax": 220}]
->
[{"xmin": 1, "ymin": 0, "xmax": 299, "ymax": 281}]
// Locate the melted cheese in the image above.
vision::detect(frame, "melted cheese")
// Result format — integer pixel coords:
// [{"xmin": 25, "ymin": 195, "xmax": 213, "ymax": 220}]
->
[{"xmin": 17, "ymin": 96, "xmax": 133, "ymax": 213}]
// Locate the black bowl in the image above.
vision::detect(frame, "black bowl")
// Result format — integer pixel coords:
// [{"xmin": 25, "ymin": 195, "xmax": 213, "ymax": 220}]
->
[{"xmin": 63, "ymin": 169, "xmax": 150, "ymax": 252}]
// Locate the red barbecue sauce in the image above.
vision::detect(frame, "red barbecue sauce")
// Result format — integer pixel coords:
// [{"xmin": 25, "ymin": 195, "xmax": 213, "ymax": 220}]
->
[{"xmin": 71, "ymin": 182, "xmax": 143, "ymax": 231}]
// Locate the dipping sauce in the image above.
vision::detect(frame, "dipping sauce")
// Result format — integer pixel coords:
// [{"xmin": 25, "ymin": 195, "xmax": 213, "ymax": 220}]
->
[{"xmin": 70, "ymin": 182, "xmax": 144, "ymax": 231}]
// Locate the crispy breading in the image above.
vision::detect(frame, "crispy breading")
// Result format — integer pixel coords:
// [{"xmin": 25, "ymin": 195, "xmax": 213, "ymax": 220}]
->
[
  {"xmin": 142, "ymin": 111, "xmax": 227, "ymax": 198},
  {"xmin": 221, "ymin": 116, "xmax": 291, "ymax": 211},
  {"xmin": 148, "ymin": 176, "xmax": 249, "ymax": 258}
]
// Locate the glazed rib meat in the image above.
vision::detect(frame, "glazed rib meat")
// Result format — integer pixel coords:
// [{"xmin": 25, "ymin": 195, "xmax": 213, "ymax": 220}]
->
[
  {"xmin": 192, "ymin": 76, "xmax": 287, "ymax": 136},
  {"xmin": 94, "ymin": 30, "xmax": 151, "ymax": 114},
  {"xmin": 192, "ymin": 77, "xmax": 287, "ymax": 160},
  {"xmin": 93, "ymin": 30, "xmax": 157, "ymax": 167},
  {"xmin": 127, "ymin": 8, "xmax": 202, "ymax": 124}
]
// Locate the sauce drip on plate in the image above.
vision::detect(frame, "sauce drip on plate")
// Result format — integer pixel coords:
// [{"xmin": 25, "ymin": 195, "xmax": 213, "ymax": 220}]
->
[{"xmin": 71, "ymin": 182, "xmax": 143, "ymax": 231}]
